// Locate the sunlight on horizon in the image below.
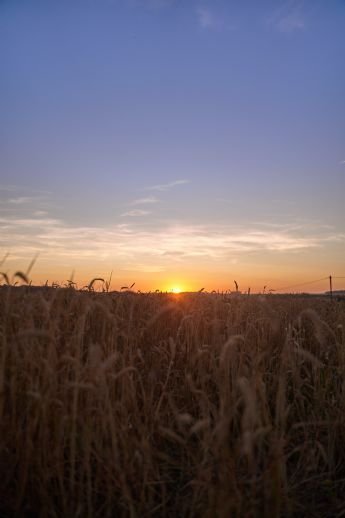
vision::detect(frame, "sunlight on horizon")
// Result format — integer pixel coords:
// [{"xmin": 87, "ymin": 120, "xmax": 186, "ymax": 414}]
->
[{"xmin": 170, "ymin": 286, "xmax": 182, "ymax": 294}]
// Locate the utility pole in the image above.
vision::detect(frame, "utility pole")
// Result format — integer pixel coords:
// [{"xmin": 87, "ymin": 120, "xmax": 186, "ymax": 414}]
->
[{"xmin": 329, "ymin": 275, "xmax": 333, "ymax": 300}]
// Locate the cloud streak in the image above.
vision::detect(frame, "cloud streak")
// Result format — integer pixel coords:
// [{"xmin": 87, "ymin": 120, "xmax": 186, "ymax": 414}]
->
[
  {"xmin": 0, "ymin": 185, "xmax": 52, "ymax": 195},
  {"xmin": 121, "ymin": 209, "xmax": 151, "ymax": 217},
  {"xmin": 8, "ymin": 197, "xmax": 38, "ymax": 205},
  {"xmin": 146, "ymin": 179, "xmax": 189, "ymax": 192},
  {"xmin": 196, "ymin": 7, "xmax": 223, "ymax": 30},
  {"xmin": 1, "ymin": 216, "xmax": 343, "ymax": 272},
  {"xmin": 130, "ymin": 196, "xmax": 159, "ymax": 205},
  {"xmin": 0, "ymin": 187, "xmax": 53, "ymax": 215},
  {"xmin": 267, "ymin": 1, "xmax": 305, "ymax": 33}
]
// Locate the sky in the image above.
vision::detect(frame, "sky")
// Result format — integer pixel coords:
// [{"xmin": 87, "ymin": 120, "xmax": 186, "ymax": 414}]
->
[{"xmin": 1, "ymin": 0, "xmax": 345, "ymax": 293}]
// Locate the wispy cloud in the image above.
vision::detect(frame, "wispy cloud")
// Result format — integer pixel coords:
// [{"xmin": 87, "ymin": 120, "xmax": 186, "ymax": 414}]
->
[
  {"xmin": 1, "ymin": 216, "xmax": 343, "ymax": 271},
  {"xmin": 130, "ymin": 196, "xmax": 159, "ymax": 205},
  {"xmin": 8, "ymin": 197, "xmax": 37, "ymax": 205},
  {"xmin": 146, "ymin": 179, "xmax": 189, "ymax": 192},
  {"xmin": 1, "ymin": 185, "xmax": 52, "ymax": 211},
  {"xmin": 121, "ymin": 209, "xmax": 151, "ymax": 217},
  {"xmin": 196, "ymin": 7, "xmax": 223, "ymax": 30},
  {"xmin": 339, "ymin": 160, "xmax": 345, "ymax": 165},
  {"xmin": 0, "ymin": 185, "xmax": 23, "ymax": 193},
  {"xmin": 0, "ymin": 185, "xmax": 51, "ymax": 195},
  {"xmin": 33, "ymin": 210, "xmax": 49, "ymax": 217},
  {"xmin": 0, "ymin": 188, "xmax": 58, "ymax": 215},
  {"xmin": 267, "ymin": 1, "xmax": 305, "ymax": 33}
]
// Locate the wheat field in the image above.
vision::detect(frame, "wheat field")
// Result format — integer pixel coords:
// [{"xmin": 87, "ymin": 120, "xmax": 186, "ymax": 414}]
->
[{"xmin": 0, "ymin": 286, "xmax": 344, "ymax": 517}]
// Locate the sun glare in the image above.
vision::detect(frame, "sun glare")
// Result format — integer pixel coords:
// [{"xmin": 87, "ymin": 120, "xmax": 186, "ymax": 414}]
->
[{"xmin": 170, "ymin": 286, "xmax": 182, "ymax": 294}]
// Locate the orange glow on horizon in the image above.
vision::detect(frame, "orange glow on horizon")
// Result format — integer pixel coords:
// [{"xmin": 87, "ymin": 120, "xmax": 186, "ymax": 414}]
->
[
  {"xmin": 2, "ymin": 259, "xmax": 342, "ymax": 295},
  {"xmin": 170, "ymin": 286, "xmax": 182, "ymax": 294}
]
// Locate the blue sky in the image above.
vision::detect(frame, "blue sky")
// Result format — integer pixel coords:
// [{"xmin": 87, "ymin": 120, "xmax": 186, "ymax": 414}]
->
[{"xmin": 1, "ymin": 0, "xmax": 344, "ymax": 291}]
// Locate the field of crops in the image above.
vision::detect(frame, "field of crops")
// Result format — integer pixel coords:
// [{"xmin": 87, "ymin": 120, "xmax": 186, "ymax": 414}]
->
[{"xmin": 0, "ymin": 287, "xmax": 344, "ymax": 517}]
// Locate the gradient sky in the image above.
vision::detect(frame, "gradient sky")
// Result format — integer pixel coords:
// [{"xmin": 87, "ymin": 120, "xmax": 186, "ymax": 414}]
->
[{"xmin": 1, "ymin": 0, "xmax": 345, "ymax": 292}]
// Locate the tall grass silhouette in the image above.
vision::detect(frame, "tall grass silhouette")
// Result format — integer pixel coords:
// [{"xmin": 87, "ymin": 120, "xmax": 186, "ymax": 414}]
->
[{"xmin": 0, "ymin": 284, "xmax": 344, "ymax": 516}]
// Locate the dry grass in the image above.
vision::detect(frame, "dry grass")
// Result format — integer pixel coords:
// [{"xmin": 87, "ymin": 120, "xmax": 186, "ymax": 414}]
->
[{"xmin": 0, "ymin": 286, "xmax": 344, "ymax": 517}]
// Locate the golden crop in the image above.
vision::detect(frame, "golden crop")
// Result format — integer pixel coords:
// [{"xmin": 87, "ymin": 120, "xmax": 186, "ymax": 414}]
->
[{"xmin": 0, "ymin": 287, "xmax": 344, "ymax": 517}]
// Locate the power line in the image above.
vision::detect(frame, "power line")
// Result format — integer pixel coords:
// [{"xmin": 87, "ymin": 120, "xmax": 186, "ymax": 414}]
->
[{"xmin": 273, "ymin": 276, "xmax": 329, "ymax": 293}]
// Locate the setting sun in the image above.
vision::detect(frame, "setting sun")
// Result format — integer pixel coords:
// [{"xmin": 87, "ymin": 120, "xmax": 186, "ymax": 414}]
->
[{"xmin": 170, "ymin": 286, "xmax": 182, "ymax": 294}]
